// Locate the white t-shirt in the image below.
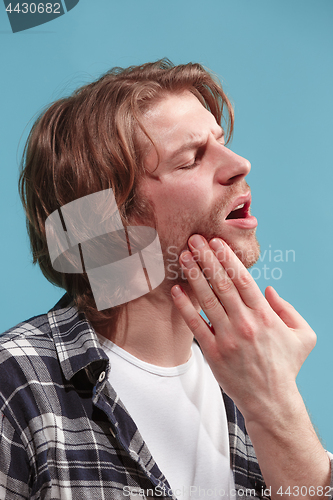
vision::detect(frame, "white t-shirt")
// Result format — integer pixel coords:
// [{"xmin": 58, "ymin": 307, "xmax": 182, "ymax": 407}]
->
[{"xmin": 97, "ymin": 335, "xmax": 235, "ymax": 499}]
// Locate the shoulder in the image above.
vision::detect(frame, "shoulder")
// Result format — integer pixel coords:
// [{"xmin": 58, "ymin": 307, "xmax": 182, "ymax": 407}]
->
[
  {"xmin": 0, "ymin": 311, "xmax": 53, "ymax": 359},
  {"xmin": 0, "ymin": 294, "xmax": 75, "ymax": 391},
  {"xmin": 0, "ymin": 293, "xmax": 104, "ymax": 395},
  {"xmin": 0, "ymin": 296, "xmax": 82, "ymax": 429},
  {"xmin": 0, "ymin": 311, "xmax": 58, "ymax": 400},
  {"xmin": 0, "ymin": 311, "xmax": 57, "ymax": 440},
  {"xmin": 0, "ymin": 293, "xmax": 72, "ymax": 355}
]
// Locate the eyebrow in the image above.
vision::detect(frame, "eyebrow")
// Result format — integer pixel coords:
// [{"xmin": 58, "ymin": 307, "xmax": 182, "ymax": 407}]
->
[{"xmin": 166, "ymin": 127, "xmax": 225, "ymax": 164}]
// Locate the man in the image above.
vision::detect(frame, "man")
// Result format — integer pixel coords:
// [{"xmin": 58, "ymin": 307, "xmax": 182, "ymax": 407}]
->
[{"xmin": 0, "ymin": 59, "xmax": 331, "ymax": 499}]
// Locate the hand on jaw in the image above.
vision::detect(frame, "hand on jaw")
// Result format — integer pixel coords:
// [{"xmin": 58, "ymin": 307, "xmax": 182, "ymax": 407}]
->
[
  {"xmin": 171, "ymin": 234, "xmax": 331, "ymax": 498},
  {"xmin": 171, "ymin": 234, "xmax": 315, "ymax": 424}
]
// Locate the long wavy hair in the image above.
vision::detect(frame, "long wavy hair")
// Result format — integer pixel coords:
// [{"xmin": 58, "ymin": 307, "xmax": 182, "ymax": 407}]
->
[{"xmin": 19, "ymin": 59, "xmax": 234, "ymax": 327}]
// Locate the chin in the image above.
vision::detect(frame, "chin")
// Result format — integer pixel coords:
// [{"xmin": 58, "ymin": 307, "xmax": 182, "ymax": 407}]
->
[
  {"xmin": 222, "ymin": 232, "xmax": 261, "ymax": 269},
  {"xmin": 162, "ymin": 231, "xmax": 260, "ymax": 289}
]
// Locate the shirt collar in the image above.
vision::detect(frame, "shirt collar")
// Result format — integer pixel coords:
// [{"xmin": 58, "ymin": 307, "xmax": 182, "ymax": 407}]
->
[{"xmin": 47, "ymin": 294, "xmax": 109, "ymax": 383}]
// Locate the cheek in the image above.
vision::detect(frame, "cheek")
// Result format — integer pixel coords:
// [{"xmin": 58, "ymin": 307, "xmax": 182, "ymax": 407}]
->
[{"xmin": 151, "ymin": 179, "xmax": 211, "ymax": 214}]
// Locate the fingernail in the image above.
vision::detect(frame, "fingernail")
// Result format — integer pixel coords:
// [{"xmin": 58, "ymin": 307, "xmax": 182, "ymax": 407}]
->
[
  {"xmin": 171, "ymin": 285, "xmax": 183, "ymax": 298},
  {"xmin": 209, "ymin": 238, "xmax": 224, "ymax": 252},
  {"xmin": 180, "ymin": 251, "xmax": 195, "ymax": 268},
  {"xmin": 189, "ymin": 234, "xmax": 205, "ymax": 249}
]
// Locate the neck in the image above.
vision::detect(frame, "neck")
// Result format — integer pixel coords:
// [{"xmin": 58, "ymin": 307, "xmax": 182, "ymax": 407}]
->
[{"xmin": 94, "ymin": 283, "xmax": 198, "ymax": 367}]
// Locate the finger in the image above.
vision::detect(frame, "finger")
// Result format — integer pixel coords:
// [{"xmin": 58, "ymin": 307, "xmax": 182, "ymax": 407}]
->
[
  {"xmin": 208, "ymin": 237, "xmax": 266, "ymax": 310},
  {"xmin": 179, "ymin": 250, "xmax": 230, "ymax": 326},
  {"xmin": 186, "ymin": 236, "xmax": 247, "ymax": 318},
  {"xmin": 171, "ymin": 285, "xmax": 216, "ymax": 354}
]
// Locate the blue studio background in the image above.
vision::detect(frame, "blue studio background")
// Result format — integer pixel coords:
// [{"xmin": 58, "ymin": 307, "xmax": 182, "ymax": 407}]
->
[{"xmin": 1, "ymin": 0, "xmax": 332, "ymax": 450}]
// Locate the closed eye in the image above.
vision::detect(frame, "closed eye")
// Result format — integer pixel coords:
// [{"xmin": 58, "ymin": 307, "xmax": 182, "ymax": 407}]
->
[
  {"xmin": 179, "ymin": 145, "xmax": 206, "ymax": 170},
  {"xmin": 179, "ymin": 160, "xmax": 199, "ymax": 170}
]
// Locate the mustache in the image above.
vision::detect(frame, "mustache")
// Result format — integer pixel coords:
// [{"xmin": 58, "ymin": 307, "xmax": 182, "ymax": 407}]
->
[
  {"xmin": 160, "ymin": 181, "xmax": 252, "ymax": 258},
  {"xmin": 197, "ymin": 180, "xmax": 251, "ymax": 231}
]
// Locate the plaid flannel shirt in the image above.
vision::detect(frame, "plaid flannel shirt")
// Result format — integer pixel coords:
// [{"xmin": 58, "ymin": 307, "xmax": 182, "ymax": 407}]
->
[{"xmin": 0, "ymin": 294, "xmax": 331, "ymax": 499}]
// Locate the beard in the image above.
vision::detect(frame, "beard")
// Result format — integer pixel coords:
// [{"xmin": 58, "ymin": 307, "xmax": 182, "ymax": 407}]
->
[
  {"xmin": 162, "ymin": 212, "xmax": 260, "ymax": 286},
  {"xmin": 163, "ymin": 196, "xmax": 260, "ymax": 286},
  {"xmin": 130, "ymin": 183, "xmax": 260, "ymax": 289}
]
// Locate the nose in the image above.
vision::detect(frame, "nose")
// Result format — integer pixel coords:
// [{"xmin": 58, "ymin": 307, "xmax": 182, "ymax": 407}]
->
[{"xmin": 213, "ymin": 143, "xmax": 251, "ymax": 186}]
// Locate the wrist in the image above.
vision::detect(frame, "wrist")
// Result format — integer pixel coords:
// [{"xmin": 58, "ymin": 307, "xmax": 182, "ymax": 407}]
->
[
  {"xmin": 242, "ymin": 387, "xmax": 331, "ymax": 499},
  {"xmin": 240, "ymin": 381, "xmax": 303, "ymax": 433}
]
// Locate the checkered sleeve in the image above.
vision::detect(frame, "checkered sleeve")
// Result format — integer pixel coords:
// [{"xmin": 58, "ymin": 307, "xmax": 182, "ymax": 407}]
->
[
  {"xmin": 0, "ymin": 319, "xmax": 58, "ymax": 500},
  {"xmin": 0, "ymin": 326, "xmax": 38, "ymax": 499},
  {"xmin": 0, "ymin": 411, "xmax": 31, "ymax": 499}
]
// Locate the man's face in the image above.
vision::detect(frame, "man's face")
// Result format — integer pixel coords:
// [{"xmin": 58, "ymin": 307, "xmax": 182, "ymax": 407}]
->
[{"xmin": 137, "ymin": 91, "xmax": 260, "ymax": 282}]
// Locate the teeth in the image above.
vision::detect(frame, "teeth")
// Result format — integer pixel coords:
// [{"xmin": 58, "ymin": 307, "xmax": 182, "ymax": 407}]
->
[{"xmin": 232, "ymin": 203, "xmax": 245, "ymax": 211}]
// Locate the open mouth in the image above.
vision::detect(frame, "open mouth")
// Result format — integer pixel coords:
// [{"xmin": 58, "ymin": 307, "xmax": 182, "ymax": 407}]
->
[
  {"xmin": 226, "ymin": 202, "xmax": 249, "ymax": 220},
  {"xmin": 224, "ymin": 194, "xmax": 257, "ymax": 229}
]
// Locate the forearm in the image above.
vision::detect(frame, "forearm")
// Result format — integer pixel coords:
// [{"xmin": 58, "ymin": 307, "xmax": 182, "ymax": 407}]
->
[
  {"xmin": 172, "ymin": 237, "xmax": 331, "ymax": 499},
  {"xmin": 245, "ymin": 387, "xmax": 331, "ymax": 500}
]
